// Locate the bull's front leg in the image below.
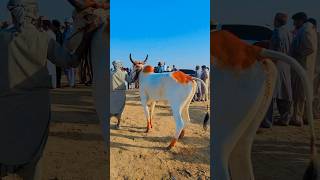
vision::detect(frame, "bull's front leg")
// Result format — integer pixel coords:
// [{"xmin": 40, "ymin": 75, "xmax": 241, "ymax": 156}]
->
[{"xmin": 149, "ymin": 101, "xmax": 156, "ymax": 129}]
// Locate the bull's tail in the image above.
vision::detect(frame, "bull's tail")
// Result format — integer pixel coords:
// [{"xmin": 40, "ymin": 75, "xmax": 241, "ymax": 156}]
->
[
  {"xmin": 261, "ymin": 49, "xmax": 319, "ymax": 180},
  {"xmin": 203, "ymin": 105, "xmax": 210, "ymax": 131},
  {"xmin": 192, "ymin": 77, "xmax": 210, "ymax": 131}
]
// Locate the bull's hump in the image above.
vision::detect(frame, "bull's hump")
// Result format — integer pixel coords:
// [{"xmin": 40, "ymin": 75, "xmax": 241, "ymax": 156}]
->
[
  {"xmin": 143, "ymin": 65, "xmax": 154, "ymax": 73},
  {"xmin": 171, "ymin": 71, "xmax": 193, "ymax": 84}
]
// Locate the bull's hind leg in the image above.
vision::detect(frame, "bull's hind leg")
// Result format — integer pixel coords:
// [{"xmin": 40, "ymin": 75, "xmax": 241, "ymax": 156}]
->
[
  {"xmin": 167, "ymin": 102, "xmax": 185, "ymax": 149},
  {"xmin": 180, "ymin": 82, "xmax": 196, "ymax": 139},
  {"xmin": 229, "ymin": 60, "xmax": 277, "ymax": 180},
  {"xmin": 213, "ymin": 61, "xmax": 277, "ymax": 180},
  {"xmin": 141, "ymin": 97, "xmax": 151, "ymax": 133}
]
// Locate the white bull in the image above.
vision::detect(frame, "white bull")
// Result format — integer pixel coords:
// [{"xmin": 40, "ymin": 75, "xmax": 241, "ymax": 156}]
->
[
  {"xmin": 130, "ymin": 54, "xmax": 208, "ymax": 149},
  {"xmin": 65, "ymin": 0, "xmax": 109, "ymax": 150},
  {"xmin": 210, "ymin": 30, "xmax": 319, "ymax": 180}
]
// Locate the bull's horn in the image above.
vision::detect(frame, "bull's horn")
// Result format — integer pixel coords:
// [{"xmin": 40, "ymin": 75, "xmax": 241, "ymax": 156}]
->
[
  {"xmin": 144, "ymin": 55, "xmax": 149, "ymax": 63},
  {"xmin": 261, "ymin": 49, "xmax": 319, "ymax": 177},
  {"xmin": 67, "ymin": 0, "xmax": 100, "ymax": 10},
  {"xmin": 129, "ymin": 53, "xmax": 134, "ymax": 64}
]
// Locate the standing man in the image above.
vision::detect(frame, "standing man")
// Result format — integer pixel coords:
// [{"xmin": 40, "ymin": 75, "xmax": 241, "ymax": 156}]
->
[
  {"xmin": 63, "ymin": 17, "xmax": 76, "ymax": 88},
  {"xmin": 110, "ymin": 61, "xmax": 131, "ymax": 129},
  {"xmin": 291, "ymin": 12, "xmax": 318, "ymax": 126},
  {"xmin": 52, "ymin": 20, "xmax": 63, "ymax": 88},
  {"xmin": 0, "ymin": 0, "xmax": 94, "ymax": 179},
  {"xmin": 269, "ymin": 13, "xmax": 293, "ymax": 126},
  {"xmin": 172, "ymin": 65, "xmax": 178, "ymax": 71},
  {"xmin": 155, "ymin": 61, "xmax": 165, "ymax": 73},
  {"xmin": 201, "ymin": 65, "xmax": 209, "ymax": 101},
  {"xmin": 166, "ymin": 65, "xmax": 172, "ymax": 72},
  {"xmin": 194, "ymin": 65, "xmax": 202, "ymax": 101},
  {"xmin": 307, "ymin": 18, "xmax": 320, "ymax": 118}
]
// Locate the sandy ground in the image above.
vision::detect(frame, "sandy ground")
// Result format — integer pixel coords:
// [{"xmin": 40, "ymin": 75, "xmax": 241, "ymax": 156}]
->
[
  {"xmin": 7, "ymin": 80, "xmax": 317, "ymax": 180},
  {"xmin": 110, "ymin": 89, "xmax": 210, "ymax": 180},
  {"xmin": 253, "ymin": 120, "xmax": 320, "ymax": 180},
  {"xmin": 42, "ymin": 84, "xmax": 108, "ymax": 180}
]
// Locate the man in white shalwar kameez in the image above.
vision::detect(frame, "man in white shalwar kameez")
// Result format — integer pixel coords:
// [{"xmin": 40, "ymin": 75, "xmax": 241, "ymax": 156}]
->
[
  {"xmin": 291, "ymin": 12, "xmax": 318, "ymax": 126},
  {"xmin": 110, "ymin": 61, "xmax": 131, "ymax": 129}
]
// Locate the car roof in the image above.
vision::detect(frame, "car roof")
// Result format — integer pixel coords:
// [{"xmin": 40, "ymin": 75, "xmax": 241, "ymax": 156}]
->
[{"xmin": 211, "ymin": 24, "xmax": 273, "ymax": 42}]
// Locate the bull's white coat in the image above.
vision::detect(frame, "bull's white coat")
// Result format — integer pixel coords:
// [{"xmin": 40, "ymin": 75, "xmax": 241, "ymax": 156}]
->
[
  {"xmin": 131, "ymin": 62, "xmax": 202, "ymax": 147},
  {"xmin": 213, "ymin": 49, "xmax": 317, "ymax": 180},
  {"xmin": 140, "ymin": 72, "xmax": 195, "ymax": 138}
]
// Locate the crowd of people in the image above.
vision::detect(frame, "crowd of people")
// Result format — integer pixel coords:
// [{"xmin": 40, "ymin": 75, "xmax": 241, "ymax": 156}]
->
[
  {"xmin": 110, "ymin": 60, "xmax": 210, "ymax": 102},
  {"xmin": 259, "ymin": 12, "xmax": 319, "ymax": 128},
  {"xmin": 1, "ymin": 16, "xmax": 93, "ymax": 89},
  {"xmin": 0, "ymin": 0, "xmax": 99, "ymax": 178},
  {"xmin": 194, "ymin": 65, "xmax": 210, "ymax": 102}
]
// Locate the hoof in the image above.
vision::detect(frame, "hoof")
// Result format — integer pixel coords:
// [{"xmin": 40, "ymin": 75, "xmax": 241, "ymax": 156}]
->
[
  {"xmin": 179, "ymin": 130, "xmax": 185, "ymax": 139},
  {"xmin": 167, "ymin": 139, "xmax": 177, "ymax": 150},
  {"xmin": 149, "ymin": 119, "xmax": 153, "ymax": 128},
  {"xmin": 145, "ymin": 121, "xmax": 152, "ymax": 133}
]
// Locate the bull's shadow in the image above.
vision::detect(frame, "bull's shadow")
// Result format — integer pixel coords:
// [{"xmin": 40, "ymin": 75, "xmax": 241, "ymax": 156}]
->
[
  {"xmin": 110, "ymin": 132, "xmax": 210, "ymax": 164},
  {"xmin": 50, "ymin": 85, "xmax": 99, "ymax": 124},
  {"xmin": 49, "ymin": 131, "xmax": 103, "ymax": 141},
  {"xmin": 252, "ymin": 139, "xmax": 314, "ymax": 180}
]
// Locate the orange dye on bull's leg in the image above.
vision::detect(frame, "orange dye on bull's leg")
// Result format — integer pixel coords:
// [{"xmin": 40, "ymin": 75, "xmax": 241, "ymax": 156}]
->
[
  {"xmin": 145, "ymin": 120, "xmax": 152, "ymax": 133},
  {"xmin": 171, "ymin": 71, "xmax": 193, "ymax": 84},
  {"xmin": 167, "ymin": 138, "xmax": 178, "ymax": 150},
  {"xmin": 211, "ymin": 30, "xmax": 263, "ymax": 70},
  {"xmin": 143, "ymin": 65, "xmax": 154, "ymax": 73},
  {"xmin": 150, "ymin": 119, "xmax": 153, "ymax": 128}
]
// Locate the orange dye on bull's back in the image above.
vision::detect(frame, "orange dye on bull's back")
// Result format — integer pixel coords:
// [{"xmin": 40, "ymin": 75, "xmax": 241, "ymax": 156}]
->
[
  {"xmin": 171, "ymin": 71, "xmax": 193, "ymax": 84},
  {"xmin": 211, "ymin": 30, "xmax": 262, "ymax": 70}
]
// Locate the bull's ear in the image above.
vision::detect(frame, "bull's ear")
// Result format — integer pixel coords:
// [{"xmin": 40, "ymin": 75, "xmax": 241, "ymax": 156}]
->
[{"xmin": 144, "ymin": 54, "xmax": 149, "ymax": 63}]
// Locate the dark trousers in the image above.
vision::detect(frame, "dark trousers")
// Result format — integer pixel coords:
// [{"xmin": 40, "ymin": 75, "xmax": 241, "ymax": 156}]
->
[
  {"xmin": 56, "ymin": 67, "xmax": 62, "ymax": 88},
  {"xmin": 277, "ymin": 99, "xmax": 291, "ymax": 122},
  {"xmin": 261, "ymin": 98, "xmax": 291, "ymax": 128}
]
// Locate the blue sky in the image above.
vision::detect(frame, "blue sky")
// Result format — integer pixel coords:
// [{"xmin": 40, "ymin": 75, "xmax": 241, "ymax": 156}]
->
[{"xmin": 111, "ymin": 0, "xmax": 210, "ymax": 69}]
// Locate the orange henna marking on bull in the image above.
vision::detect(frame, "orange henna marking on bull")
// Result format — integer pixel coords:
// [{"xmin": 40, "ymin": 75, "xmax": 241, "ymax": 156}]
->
[
  {"xmin": 150, "ymin": 119, "xmax": 153, "ymax": 128},
  {"xmin": 171, "ymin": 71, "xmax": 193, "ymax": 84},
  {"xmin": 143, "ymin": 65, "xmax": 154, "ymax": 73},
  {"xmin": 145, "ymin": 121, "xmax": 152, "ymax": 133},
  {"xmin": 211, "ymin": 30, "xmax": 263, "ymax": 70},
  {"xmin": 167, "ymin": 138, "xmax": 177, "ymax": 149}
]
